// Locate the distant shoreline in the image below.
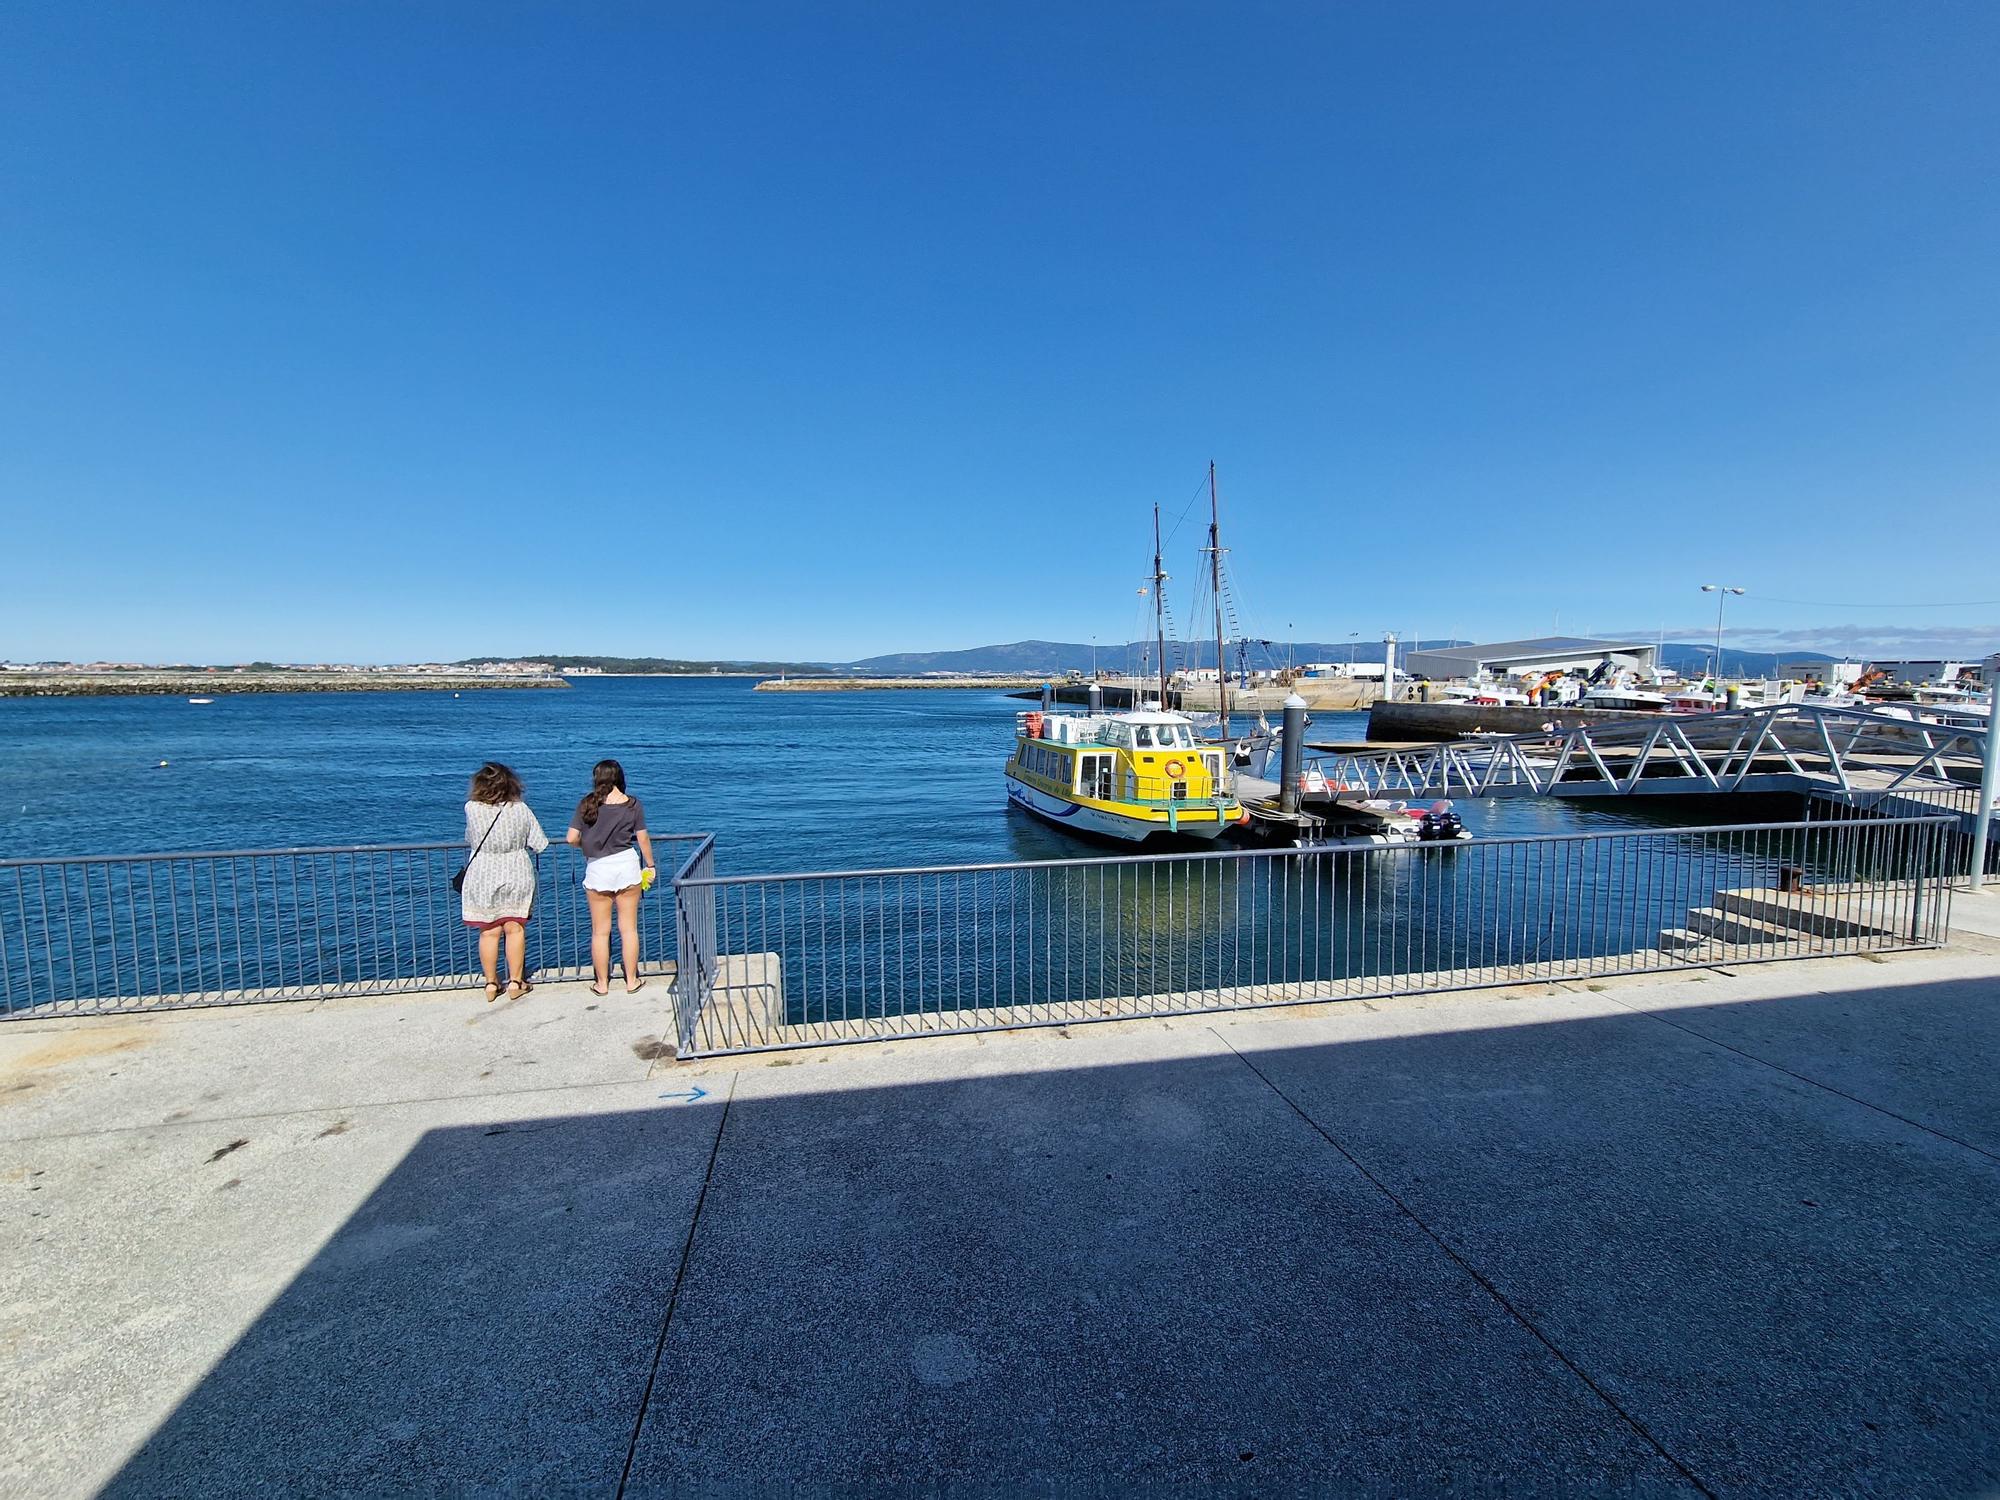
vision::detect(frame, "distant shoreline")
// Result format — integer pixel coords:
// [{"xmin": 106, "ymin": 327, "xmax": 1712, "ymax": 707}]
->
[{"xmin": 0, "ymin": 672, "xmax": 569, "ymax": 699}]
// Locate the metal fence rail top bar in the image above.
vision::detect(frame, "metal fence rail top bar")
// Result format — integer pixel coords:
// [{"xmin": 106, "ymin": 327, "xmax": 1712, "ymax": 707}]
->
[
  {"xmin": 674, "ymin": 815, "xmax": 1958, "ymax": 888},
  {"xmin": 0, "ymin": 832, "xmax": 713, "ymax": 870}
]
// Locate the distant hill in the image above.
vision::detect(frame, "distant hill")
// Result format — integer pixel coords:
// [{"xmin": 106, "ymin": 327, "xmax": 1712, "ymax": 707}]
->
[
  {"xmin": 1655, "ymin": 645, "xmax": 1834, "ymax": 678},
  {"xmin": 839, "ymin": 639, "xmax": 1840, "ymax": 679},
  {"xmin": 840, "ymin": 639, "xmax": 1468, "ymax": 676},
  {"xmin": 476, "ymin": 641, "xmax": 1841, "ymax": 680}
]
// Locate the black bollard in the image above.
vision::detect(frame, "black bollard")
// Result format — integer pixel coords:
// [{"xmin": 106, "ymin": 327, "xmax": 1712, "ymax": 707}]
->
[{"xmin": 1279, "ymin": 694, "xmax": 1307, "ymax": 814}]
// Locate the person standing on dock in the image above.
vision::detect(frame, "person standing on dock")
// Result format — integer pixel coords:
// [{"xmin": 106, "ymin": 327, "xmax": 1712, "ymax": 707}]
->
[
  {"xmin": 567, "ymin": 759, "xmax": 656, "ymax": 996},
  {"xmin": 461, "ymin": 762, "xmax": 550, "ymax": 1002}
]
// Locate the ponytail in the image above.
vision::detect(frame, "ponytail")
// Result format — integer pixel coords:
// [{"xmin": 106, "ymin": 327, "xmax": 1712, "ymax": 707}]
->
[{"xmin": 579, "ymin": 758, "xmax": 625, "ymax": 825}]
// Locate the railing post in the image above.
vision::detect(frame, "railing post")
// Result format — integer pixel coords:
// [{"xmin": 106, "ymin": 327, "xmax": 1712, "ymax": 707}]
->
[
  {"xmin": 671, "ymin": 839, "xmax": 716, "ymax": 1056},
  {"xmin": 1970, "ymin": 700, "xmax": 1999, "ymax": 888},
  {"xmin": 1911, "ymin": 832, "xmax": 1926, "ymax": 945}
]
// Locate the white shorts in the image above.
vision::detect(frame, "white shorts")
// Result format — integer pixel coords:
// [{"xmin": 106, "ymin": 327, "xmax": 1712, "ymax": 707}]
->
[{"xmin": 583, "ymin": 848, "xmax": 643, "ymax": 893}]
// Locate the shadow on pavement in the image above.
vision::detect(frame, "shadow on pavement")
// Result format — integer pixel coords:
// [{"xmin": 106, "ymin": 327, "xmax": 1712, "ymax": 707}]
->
[{"xmin": 106, "ymin": 974, "xmax": 2000, "ymax": 1496}]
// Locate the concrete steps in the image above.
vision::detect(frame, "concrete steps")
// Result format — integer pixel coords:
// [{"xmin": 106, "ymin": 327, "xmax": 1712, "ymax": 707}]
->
[
  {"xmin": 1658, "ymin": 880, "xmax": 1931, "ymax": 960},
  {"xmin": 1683, "ymin": 906, "xmax": 1806, "ymax": 946},
  {"xmin": 1655, "ymin": 928, "xmax": 1793, "ymax": 964},
  {"xmin": 1713, "ymin": 888, "xmax": 1900, "ymax": 939}
]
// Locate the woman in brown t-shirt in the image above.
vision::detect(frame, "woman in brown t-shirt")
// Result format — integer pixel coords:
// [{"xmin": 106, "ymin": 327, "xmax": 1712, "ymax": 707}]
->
[{"xmin": 565, "ymin": 759, "xmax": 656, "ymax": 995}]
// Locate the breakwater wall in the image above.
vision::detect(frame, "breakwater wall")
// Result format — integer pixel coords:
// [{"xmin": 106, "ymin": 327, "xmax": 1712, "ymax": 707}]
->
[{"xmin": 0, "ymin": 672, "xmax": 570, "ymax": 698}]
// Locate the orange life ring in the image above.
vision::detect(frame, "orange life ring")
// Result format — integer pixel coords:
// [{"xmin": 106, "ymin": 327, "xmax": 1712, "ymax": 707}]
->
[{"xmin": 1164, "ymin": 758, "xmax": 1186, "ymax": 778}]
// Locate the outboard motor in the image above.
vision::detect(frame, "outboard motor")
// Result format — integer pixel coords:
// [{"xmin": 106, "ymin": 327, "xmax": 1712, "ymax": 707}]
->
[{"xmin": 1418, "ymin": 799, "xmax": 1466, "ymax": 842}]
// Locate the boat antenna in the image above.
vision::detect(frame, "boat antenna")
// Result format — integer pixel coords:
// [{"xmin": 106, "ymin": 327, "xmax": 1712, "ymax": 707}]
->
[
  {"xmin": 1153, "ymin": 502, "xmax": 1169, "ymax": 709},
  {"xmin": 1206, "ymin": 460, "xmax": 1229, "ymax": 739}
]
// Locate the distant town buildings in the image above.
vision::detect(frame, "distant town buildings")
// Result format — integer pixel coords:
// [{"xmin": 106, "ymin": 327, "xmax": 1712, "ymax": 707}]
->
[{"xmin": 0, "ymin": 660, "xmax": 564, "ymax": 677}]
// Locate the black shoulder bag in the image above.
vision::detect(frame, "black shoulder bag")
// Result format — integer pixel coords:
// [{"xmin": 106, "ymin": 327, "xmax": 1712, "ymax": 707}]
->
[{"xmin": 453, "ymin": 804, "xmax": 505, "ymax": 894}]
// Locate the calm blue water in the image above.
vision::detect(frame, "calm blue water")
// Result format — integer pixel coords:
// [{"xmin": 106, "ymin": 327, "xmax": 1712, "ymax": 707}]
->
[{"xmin": 2, "ymin": 677, "xmax": 1712, "ymax": 873}]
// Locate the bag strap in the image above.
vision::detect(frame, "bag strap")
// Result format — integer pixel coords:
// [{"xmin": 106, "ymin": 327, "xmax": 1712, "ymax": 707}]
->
[{"xmin": 466, "ymin": 802, "xmax": 507, "ymax": 864}]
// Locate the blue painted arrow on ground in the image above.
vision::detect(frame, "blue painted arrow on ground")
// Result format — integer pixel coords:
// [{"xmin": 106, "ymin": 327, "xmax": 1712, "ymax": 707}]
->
[{"xmin": 658, "ymin": 1085, "xmax": 709, "ymax": 1104}]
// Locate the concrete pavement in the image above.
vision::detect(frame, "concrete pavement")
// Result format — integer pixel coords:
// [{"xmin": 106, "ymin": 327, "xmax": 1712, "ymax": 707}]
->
[{"xmin": 5, "ymin": 942, "xmax": 2000, "ymax": 1495}]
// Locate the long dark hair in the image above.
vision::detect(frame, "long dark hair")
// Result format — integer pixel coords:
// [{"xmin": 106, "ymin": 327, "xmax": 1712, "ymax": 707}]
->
[
  {"xmin": 469, "ymin": 762, "xmax": 522, "ymax": 806},
  {"xmin": 579, "ymin": 758, "xmax": 625, "ymax": 825}
]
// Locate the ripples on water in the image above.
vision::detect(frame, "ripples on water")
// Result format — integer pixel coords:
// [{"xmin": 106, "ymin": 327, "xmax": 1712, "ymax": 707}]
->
[{"xmin": 1, "ymin": 676, "xmax": 1728, "ymax": 872}]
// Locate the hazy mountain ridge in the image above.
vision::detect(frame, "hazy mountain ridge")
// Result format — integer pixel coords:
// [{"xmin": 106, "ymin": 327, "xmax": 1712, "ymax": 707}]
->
[
  {"xmin": 471, "ymin": 641, "xmax": 1841, "ymax": 679},
  {"xmin": 839, "ymin": 639, "xmax": 1463, "ymax": 676},
  {"xmin": 838, "ymin": 639, "xmax": 1833, "ymax": 678}
]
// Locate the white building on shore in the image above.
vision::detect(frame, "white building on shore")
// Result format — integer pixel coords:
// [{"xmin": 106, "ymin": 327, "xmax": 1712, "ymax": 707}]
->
[{"xmin": 1402, "ymin": 636, "xmax": 1658, "ymax": 681}]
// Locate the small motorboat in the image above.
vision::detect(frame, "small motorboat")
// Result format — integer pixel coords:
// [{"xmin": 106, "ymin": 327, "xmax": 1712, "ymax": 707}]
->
[
  {"xmin": 1581, "ymin": 684, "xmax": 1668, "ymax": 712},
  {"xmin": 187, "ymin": 697, "xmax": 214, "ymax": 705}
]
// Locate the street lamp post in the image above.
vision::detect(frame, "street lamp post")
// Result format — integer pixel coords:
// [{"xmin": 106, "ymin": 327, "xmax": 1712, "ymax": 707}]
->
[{"xmin": 1700, "ymin": 584, "xmax": 1745, "ymax": 681}]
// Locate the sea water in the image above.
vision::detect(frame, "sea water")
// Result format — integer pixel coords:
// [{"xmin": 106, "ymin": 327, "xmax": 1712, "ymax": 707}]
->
[{"xmin": 0, "ymin": 676, "xmax": 1695, "ymax": 870}]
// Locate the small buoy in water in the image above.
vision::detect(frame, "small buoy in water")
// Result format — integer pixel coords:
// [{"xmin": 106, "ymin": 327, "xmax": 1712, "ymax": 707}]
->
[{"xmin": 157, "ymin": 760, "xmax": 169, "ymax": 768}]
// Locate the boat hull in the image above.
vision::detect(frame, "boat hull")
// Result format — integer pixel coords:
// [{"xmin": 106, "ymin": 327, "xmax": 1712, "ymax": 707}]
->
[{"xmin": 1004, "ymin": 776, "xmax": 1232, "ymax": 844}]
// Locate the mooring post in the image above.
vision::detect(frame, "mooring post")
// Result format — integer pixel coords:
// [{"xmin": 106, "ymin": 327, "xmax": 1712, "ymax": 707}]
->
[
  {"xmin": 1279, "ymin": 693, "xmax": 1307, "ymax": 815},
  {"xmin": 1087, "ymin": 681, "xmax": 1103, "ymax": 715},
  {"xmin": 1971, "ymin": 660, "xmax": 2000, "ymax": 887}
]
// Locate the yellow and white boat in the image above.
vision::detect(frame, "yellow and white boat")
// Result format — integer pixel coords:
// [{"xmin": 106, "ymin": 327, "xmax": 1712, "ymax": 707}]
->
[{"xmin": 1005, "ymin": 706, "xmax": 1246, "ymax": 843}]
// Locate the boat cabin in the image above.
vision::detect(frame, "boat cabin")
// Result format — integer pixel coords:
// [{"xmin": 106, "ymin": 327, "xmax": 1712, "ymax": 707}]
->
[{"xmin": 1010, "ymin": 710, "xmax": 1232, "ymax": 807}]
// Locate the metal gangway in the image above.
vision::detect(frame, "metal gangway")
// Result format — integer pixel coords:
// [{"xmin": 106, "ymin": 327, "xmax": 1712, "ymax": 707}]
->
[{"xmin": 1316, "ymin": 704, "xmax": 1992, "ymax": 829}]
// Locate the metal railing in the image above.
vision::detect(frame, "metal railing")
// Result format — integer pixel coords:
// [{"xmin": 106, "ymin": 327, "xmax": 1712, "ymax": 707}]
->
[
  {"xmin": 667, "ymin": 815, "xmax": 1955, "ymax": 1056},
  {"xmin": 0, "ymin": 834, "xmax": 708, "ymax": 1016},
  {"xmin": 1317, "ymin": 704, "xmax": 1988, "ymax": 812},
  {"xmin": 3, "ymin": 818, "xmax": 1957, "ymax": 1042}
]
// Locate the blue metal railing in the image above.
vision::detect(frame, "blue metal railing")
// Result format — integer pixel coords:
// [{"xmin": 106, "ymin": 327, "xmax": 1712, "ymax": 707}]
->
[
  {"xmin": 666, "ymin": 816, "xmax": 1957, "ymax": 1055},
  {"xmin": 1, "ymin": 819, "xmax": 1957, "ymax": 1041},
  {"xmin": 0, "ymin": 835, "xmax": 709, "ymax": 1016}
]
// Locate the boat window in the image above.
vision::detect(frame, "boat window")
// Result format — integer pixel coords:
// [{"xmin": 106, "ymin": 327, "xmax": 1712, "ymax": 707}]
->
[{"xmin": 1133, "ymin": 725, "xmax": 1154, "ymax": 749}]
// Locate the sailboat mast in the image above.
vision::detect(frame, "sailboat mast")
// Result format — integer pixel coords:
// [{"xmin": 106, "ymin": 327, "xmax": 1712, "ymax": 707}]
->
[
  {"xmin": 1152, "ymin": 503, "xmax": 1169, "ymax": 709},
  {"xmin": 1207, "ymin": 460, "xmax": 1229, "ymax": 739}
]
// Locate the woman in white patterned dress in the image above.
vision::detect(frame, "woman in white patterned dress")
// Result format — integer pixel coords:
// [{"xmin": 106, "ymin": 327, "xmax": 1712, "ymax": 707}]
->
[{"xmin": 462, "ymin": 762, "xmax": 550, "ymax": 1001}]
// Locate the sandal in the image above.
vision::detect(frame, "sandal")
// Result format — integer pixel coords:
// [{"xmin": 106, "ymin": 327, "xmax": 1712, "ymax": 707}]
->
[
  {"xmin": 484, "ymin": 982, "xmax": 501, "ymax": 1003},
  {"xmin": 507, "ymin": 980, "xmax": 532, "ymax": 1001}
]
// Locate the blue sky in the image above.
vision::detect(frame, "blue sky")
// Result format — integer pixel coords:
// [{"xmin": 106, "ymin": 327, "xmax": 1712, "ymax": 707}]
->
[{"xmin": 2, "ymin": 2, "xmax": 1995, "ymax": 664}]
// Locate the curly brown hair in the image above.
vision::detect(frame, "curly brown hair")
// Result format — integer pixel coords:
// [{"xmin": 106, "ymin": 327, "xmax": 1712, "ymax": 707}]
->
[{"xmin": 469, "ymin": 761, "xmax": 523, "ymax": 806}]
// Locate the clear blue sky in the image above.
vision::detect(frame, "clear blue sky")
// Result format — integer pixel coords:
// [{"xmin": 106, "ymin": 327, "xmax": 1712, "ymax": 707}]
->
[{"xmin": 3, "ymin": 2, "xmax": 1995, "ymax": 664}]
